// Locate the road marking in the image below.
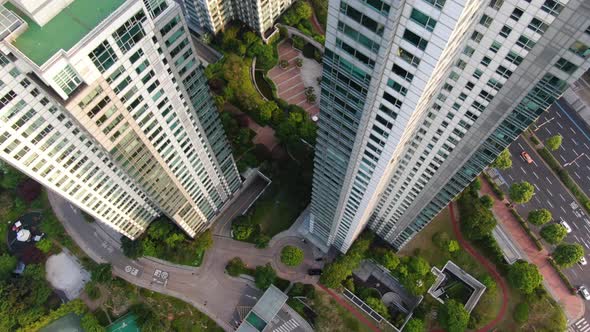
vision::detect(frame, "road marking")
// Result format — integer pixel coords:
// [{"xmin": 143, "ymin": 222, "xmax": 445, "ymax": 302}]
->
[
  {"xmin": 508, "ymin": 174, "xmax": 514, "ymax": 181},
  {"xmin": 572, "ymin": 221, "xmax": 579, "ymax": 230},
  {"xmin": 559, "ymin": 193, "xmax": 566, "ymax": 202},
  {"xmin": 571, "ymin": 127, "xmax": 577, "ymax": 134},
  {"xmin": 547, "ymin": 190, "xmax": 553, "ymax": 197},
  {"xmin": 545, "ymin": 128, "xmax": 552, "ymax": 135},
  {"xmin": 561, "ymin": 206, "xmax": 567, "ymax": 213},
  {"xmin": 546, "ymin": 177, "xmax": 553, "ymax": 185},
  {"xmin": 533, "ymin": 183, "xmax": 540, "ymax": 191},
  {"xmin": 547, "ymin": 200, "xmax": 554, "ymax": 208},
  {"xmin": 518, "ymin": 142, "xmax": 524, "ymax": 150},
  {"xmin": 558, "ymin": 122, "xmax": 564, "ymax": 129},
  {"xmin": 534, "ymin": 196, "xmax": 541, "ymax": 204},
  {"xmin": 587, "ymin": 175, "xmax": 590, "ymax": 182},
  {"xmin": 574, "ymin": 171, "xmax": 582, "ymax": 179},
  {"xmin": 520, "ymin": 166, "xmax": 527, "ymax": 175},
  {"xmin": 584, "ymin": 142, "xmax": 590, "ymax": 150},
  {"xmin": 584, "ymin": 224, "xmax": 590, "ymax": 233},
  {"xmin": 532, "ymin": 171, "xmax": 539, "ymax": 179},
  {"xmin": 572, "ymin": 137, "xmax": 579, "ymax": 145},
  {"xmin": 560, "ymin": 155, "xmax": 567, "ymax": 162},
  {"xmin": 574, "ymin": 148, "xmax": 579, "ymax": 156}
]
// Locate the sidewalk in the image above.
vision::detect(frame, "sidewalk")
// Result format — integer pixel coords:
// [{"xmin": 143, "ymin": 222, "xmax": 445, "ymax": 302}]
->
[{"xmin": 480, "ymin": 178, "xmax": 585, "ymax": 321}]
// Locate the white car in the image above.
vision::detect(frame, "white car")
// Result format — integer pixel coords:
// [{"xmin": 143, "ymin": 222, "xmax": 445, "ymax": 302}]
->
[
  {"xmin": 560, "ymin": 220, "xmax": 572, "ymax": 233},
  {"xmin": 581, "ymin": 257, "xmax": 588, "ymax": 266},
  {"xmin": 580, "ymin": 286, "xmax": 590, "ymax": 300}
]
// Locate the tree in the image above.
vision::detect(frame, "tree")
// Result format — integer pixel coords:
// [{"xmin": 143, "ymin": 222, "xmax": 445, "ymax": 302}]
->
[
  {"xmin": 365, "ymin": 297, "xmax": 391, "ymax": 320},
  {"xmin": 374, "ymin": 248, "xmax": 400, "ymax": 271},
  {"xmin": 320, "ymin": 261, "xmax": 350, "ymax": 288},
  {"xmin": 259, "ymin": 101, "xmax": 279, "ymax": 123},
  {"xmin": 438, "ymin": 299, "xmax": 470, "ymax": 332},
  {"xmin": 121, "ymin": 236, "xmax": 144, "ymax": 259},
  {"xmin": 462, "ymin": 205, "xmax": 497, "ymax": 240},
  {"xmin": 540, "ymin": 224, "xmax": 567, "ymax": 244},
  {"xmin": 553, "ymin": 243, "xmax": 584, "ymax": 267},
  {"xmin": 513, "ymin": 302, "xmax": 529, "ymax": 323},
  {"xmin": 509, "ymin": 181, "xmax": 535, "ymax": 204},
  {"xmin": 492, "ymin": 149, "xmax": 512, "ymax": 169},
  {"xmin": 254, "ymin": 263, "xmax": 277, "ymax": 290},
  {"xmin": 280, "ymin": 246, "xmax": 304, "ymax": 267},
  {"xmin": 0, "ymin": 254, "xmax": 17, "ymax": 281},
  {"xmin": 35, "ymin": 238, "xmax": 53, "ymax": 254},
  {"xmin": 403, "ymin": 318, "xmax": 425, "ymax": 332},
  {"xmin": 84, "ymin": 281, "xmax": 101, "ymax": 300},
  {"xmin": 90, "ymin": 263, "xmax": 112, "ymax": 283},
  {"xmin": 232, "ymin": 223, "xmax": 255, "ymax": 240},
  {"xmin": 447, "ymin": 240, "xmax": 460, "ymax": 253},
  {"xmin": 81, "ymin": 313, "xmax": 105, "ymax": 332},
  {"xmin": 194, "ymin": 229, "xmax": 213, "ymax": 254},
  {"xmin": 479, "ymin": 195, "xmax": 494, "ymax": 209},
  {"xmin": 508, "ymin": 260, "xmax": 543, "ymax": 294},
  {"xmin": 294, "ymin": 1, "xmax": 313, "ymax": 20},
  {"xmin": 226, "ymin": 257, "xmax": 247, "ymax": 277},
  {"xmin": 243, "ymin": 31, "xmax": 258, "ymax": 47},
  {"xmin": 527, "ymin": 209, "xmax": 552, "ymax": 225},
  {"xmin": 164, "ymin": 233, "xmax": 185, "ymax": 249},
  {"xmin": 545, "ymin": 134, "xmax": 562, "ymax": 151}
]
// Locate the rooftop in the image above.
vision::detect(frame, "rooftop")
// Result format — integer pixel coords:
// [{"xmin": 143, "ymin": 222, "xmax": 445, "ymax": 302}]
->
[{"xmin": 3, "ymin": 0, "xmax": 125, "ymax": 66}]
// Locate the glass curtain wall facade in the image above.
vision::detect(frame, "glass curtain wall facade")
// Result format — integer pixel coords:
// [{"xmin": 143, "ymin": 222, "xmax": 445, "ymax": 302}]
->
[{"xmin": 309, "ymin": 0, "xmax": 590, "ymax": 253}]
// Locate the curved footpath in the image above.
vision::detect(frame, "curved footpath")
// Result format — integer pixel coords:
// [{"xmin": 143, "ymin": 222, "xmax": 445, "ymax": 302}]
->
[
  {"xmin": 449, "ymin": 203, "xmax": 508, "ymax": 331},
  {"xmin": 47, "ymin": 184, "xmax": 320, "ymax": 331}
]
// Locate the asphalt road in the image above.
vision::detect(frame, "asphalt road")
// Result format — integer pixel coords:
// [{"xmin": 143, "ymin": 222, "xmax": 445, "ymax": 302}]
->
[
  {"xmin": 535, "ymin": 99, "xmax": 590, "ymax": 198},
  {"xmin": 496, "ymin": 136, "xmax": 590, "ymax": 286}
]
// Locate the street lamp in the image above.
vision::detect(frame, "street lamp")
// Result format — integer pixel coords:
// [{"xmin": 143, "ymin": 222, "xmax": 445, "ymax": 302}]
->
[
  {"xmin": 534, "ymin": 117, "xmax": 555, "ymax": 131},
  {"xmin": 563, "ymin": 153, "xmax": 587, "ymax": 167}
]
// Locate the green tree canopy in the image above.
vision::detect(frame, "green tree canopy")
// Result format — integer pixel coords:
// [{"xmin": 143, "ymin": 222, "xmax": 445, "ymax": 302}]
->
[
  {"xmin": 365, "ymin": 297, "xmax": 391, "ymax": 320},
  {"xmin": 553, "ymin": 243, "xmax": 584, "ymax": 267},
  {"xmin": 480, "ymin": 195, "xmax": 494, "ymax": 209},
  {"xmin": 90, "ymin": 263, "xmax": 112, "ymax": 283},
  {"xmin": 509, "ymin": 181, "xmax": 535, "ymax": 204},
  {"xmin": 508, "ymin": 260, "xmax": 543, "ymax": 294},
  {"xmin": 232, "ymin": 223, "xmax": 255, "ymax": 241},
  {"xmin": 280, "ymin": 246, "xmax": 304, "ymax": 267},
  {"xmin": 527, "ymin": 209, "xmax": 552, "ymax": 225},
  {"xmin": 35, "ymin": 238, "xmax": 53, "ymax": 254},
  {"xmin": 438, "ymin": 299, "xmax": 470, "ymax": 332},
  {"xmin": 121, "ymin": 236, "xmax": 144, "ymax": 259},
  {"xmin": 373, "ymin": 248, "xmax": 400, "ymax": 271},
  {"xmin": 403, "ymin": 318, "xmax": 425, "ymax": 332},
  {"xmin": 545, "ymin": 135, "xmax": 563, "ymax": 151},
  {"xmin": 540, "ymin": 224, "xmax": 567, "ymax": 245},
  {"xmin": 492, "ymin": 149, "xmax": 512, "ymax": 170},
  {"xmin": 462, "ymin": 205, "xmax": 497, "ymax": 240},
  {"xmin": 194, "ymin": 229, "xmax": 213, "ymax": 253},
  {"xmin": 254, "ymin": 263, "xmax": 277, "ymax": 290},
  {"xmin": 513, "ymin": 302, "xmax": 529, "ymax": 323},
  {"xmin": 0, "ymin": 254, "xmax": 17, "ymax": 281}
]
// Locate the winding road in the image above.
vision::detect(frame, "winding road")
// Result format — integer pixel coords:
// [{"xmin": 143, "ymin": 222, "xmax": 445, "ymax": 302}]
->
[{"xmin": 47, "ymin": 173, "xmax": 319, "ymax": 331}]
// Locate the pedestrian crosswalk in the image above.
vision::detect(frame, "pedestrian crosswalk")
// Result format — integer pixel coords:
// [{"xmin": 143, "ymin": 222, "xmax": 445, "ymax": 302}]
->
[
  {"xmin": 273, "ymin": 319, "xmax": 299, "ymax": 332},
  {"xmin": 571, "ymin": 318, "xmax": 590, "ymax": 332}
]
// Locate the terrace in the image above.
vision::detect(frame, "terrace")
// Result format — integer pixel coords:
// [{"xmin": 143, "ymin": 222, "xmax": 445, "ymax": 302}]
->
[
  {"xmin": 427, "ymin": 261, "xmax": 487, "ymax": 313},
  {"xmin": 3, "ymin": 0, "xmax": 125, "ymax": 66}
]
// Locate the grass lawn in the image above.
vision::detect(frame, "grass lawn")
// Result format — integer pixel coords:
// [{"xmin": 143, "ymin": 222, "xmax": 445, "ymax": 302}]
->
[
  {"xmin": 251, "ymin": 184, "xmax": 302, "ymax": 237},
  {"xmin": 312, "ymin": 289, "xmax": 375, "ymax": 332}
]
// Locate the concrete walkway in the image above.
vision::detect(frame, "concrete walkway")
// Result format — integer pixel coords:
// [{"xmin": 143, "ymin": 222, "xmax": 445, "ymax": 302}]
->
[
  {"xmin": 480, "ymin": 178, "xmax": 585, "ymax": 321},
  {"xmin": 47, "ymin": 172, "xmax": 321, "ymax": 331}
]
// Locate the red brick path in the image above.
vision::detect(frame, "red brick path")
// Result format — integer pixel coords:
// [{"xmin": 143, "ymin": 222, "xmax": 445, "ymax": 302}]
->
[
  {"xmin": 480, "ymin": 178, "xmax": 584, "ymax": 321},
  {"xmin": 267, "ymin": 42, "xmax": 320, "ymax": 117}
]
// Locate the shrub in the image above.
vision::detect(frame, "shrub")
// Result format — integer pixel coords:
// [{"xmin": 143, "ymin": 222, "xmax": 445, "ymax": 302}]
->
[
  {"xmin": 438, "ymin": 299, "xmax": 469, "ymax": 332},
  {"xmin": 280, "ymin": 246, "xmax": 304, "ymax": 266},
  {"xmin": 121, "ymin": 236, "xmax": 143, "ymax": 259},
  {"xmin": 482, "ymin": 172, "xmax": 505, "ymax": 200},
  {"xmin": 232, "ymin": 222, "xmax": 256, "ymax": 240},
  {"xmin": 255, "ymin": 263, "xmax": 277, "ymax": 290},
  {"xmin": 279, "ymin": 59, "xmax": 289, "ymax": 68},
  {"xmin": 527, "ymin": 209, "xmax": 552, "ymax": 225},
  {"xmin": 35, "ymin": 238, "xmax": 53, "ymax": 254},
  {"xmin": 292, "ymin": 36, "xmax": 305, "ymax": 49},
  {"xmin": 513, "ymin": 302, "xmax": 529, "ymax": 323},
  {"xmin": 90, "ymin": 263, "xmax": 113, "ymax": 283},
  {"xmin": 480, "ymin": 195, "xmax": 494, "ymax": 209},
  {"xmin": 365, "ymin": 297, "xmax": 391, "ymax": 320},
  {"xmin": 492, "ymin": 149, "xmax": 512, "ymax": 170},
  {"xmin": 295, "ymin": 58, "xmax": 303, "ymax": 67},
  {"xmin": 530, "ymin": 135, "xmax": 540, "ymax": 145},
  {"xmin": 85, "ymin": 281, "xmax": 101, "ymax": 300},
  {"xmin": 403, "ymin": 318, "xmax": 424, "ymax": 332},
  {"xmin": 226, "ymin": 257, "xmax": 248, "ymax": 277}
]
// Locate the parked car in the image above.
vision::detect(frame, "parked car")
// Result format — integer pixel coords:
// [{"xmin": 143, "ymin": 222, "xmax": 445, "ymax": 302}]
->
[
  {"xmin": 579, "ymin": 285, "xmax": 590, "ymax": 300},
  {"xmin": 560, "ymin": 220, "xmax": 572, "ymax": 233},
  {"xmin": 521, "ymin": 151, "xmax": 534, "ymax": 164},
  {"xmin": 581, "ymin": 256, "xmax": 587, "ymax": 266},
  {"xmin": 308, "ymin": 269, "xmax": 322, "ymax": 276}
]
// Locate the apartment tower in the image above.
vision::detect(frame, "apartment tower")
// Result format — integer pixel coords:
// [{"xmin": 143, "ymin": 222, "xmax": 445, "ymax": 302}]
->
[
  {"xmin": 0, "ymin": 0, "xmax": 241, "ymax": 239},
  {"xmin": 309, "ymin": 0, "xmax": 590, "ymax": 252},
  {"xmin": 179, "ymin": 0, "xmax": 295, "ymax": 40}
]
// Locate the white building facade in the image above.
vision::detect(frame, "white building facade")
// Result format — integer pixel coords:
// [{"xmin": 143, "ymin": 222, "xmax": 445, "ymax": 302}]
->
[
  {"xmin": 309, "ymin": 0, "xmax": 590, "ymax": 252},
  {"xmin": 179, "ymin": 0, "xmax": 295, "ymax": 39},
  {"xmin": 0, "ymin": 0, "xmax": 241, "ymax": 239}
]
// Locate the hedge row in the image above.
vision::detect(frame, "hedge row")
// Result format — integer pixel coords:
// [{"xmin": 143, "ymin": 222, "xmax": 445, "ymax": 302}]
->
[
  {"xmin": 529, "ymin": 134, "xmax": 540, "ymax": 146},
  {"xmin": 537, "ymin": 147, "xmax": 590, "ymax": 214},
  {"xmin": 548, "ymin": 257, "xmax": 577, "ymax": 295},
  {"xmin": 509, "ymin": 208, "xmax": 544, "ymax": 251},
  {"xmin": 482, "ymin": 172, "xmax": 505, "ymax": 200}
]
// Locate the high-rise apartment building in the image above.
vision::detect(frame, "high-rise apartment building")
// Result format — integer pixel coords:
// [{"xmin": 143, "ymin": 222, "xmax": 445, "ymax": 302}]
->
[
  {"xmin": 0, "ymin": 0, "xmax": 241, "ymax": 239},
  {"xmin": 179, "ymin": 0, "xmax": 295, "ymax": 40},
  {"xmin": 309, "ymin": 0, "xmax": 590, "ymax": 253}
]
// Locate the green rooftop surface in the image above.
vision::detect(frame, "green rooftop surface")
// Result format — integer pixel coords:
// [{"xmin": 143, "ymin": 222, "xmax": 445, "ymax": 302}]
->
[{"xmin": 4, "ymin": 0, "xmax": 125, "ymax": 66}]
